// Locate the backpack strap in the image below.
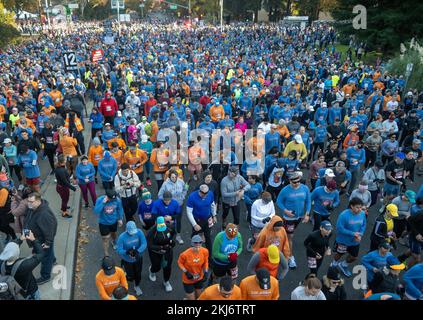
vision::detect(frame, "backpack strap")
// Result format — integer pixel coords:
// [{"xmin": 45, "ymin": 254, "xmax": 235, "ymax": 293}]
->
[{"xmin": 10, "ymin": 257, "xmax": 31, "ymax": 278}]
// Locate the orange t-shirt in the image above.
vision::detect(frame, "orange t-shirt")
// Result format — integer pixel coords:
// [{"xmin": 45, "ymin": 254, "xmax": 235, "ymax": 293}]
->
[
  {"xmin": 239, "ymin": 275, "xmax": 279, "ymax": 300},
  {"xmin": 150, "ymin": 148, "xmax": 169, "ymax": 173},
  {"xmin": 108, "ymin": 138, "xmax": 127, "ymax": 150},
  {"xmin": 178, "ymin": 247, "xmax": 209, "ymax": 285},
  {"xmin": 124, "ymin": 149, "xmax": 148, "ymax": 174},
  {"xmin": 198, "ymin": 284, "xmax": 242, "ymax": 300},
  {"xmin": 88, "ymin": 145, "xmax": 104, "ymax": 166},
  {"xmin": 110, "ymin": 149, "xmax": 124, "ymax": 168},
  {"xmin": 50, "ymin": 90, "xmax": 63, "ymax": 107},
  {"xmin": 60, "ymin": 136, "xmax": 78, "ymax": 157},
  {"xmin": 95, "ymin": 267, "xmax": 128, "ymax": 300}
]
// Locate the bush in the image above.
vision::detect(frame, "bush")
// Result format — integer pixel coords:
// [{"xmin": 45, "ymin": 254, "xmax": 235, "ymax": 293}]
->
[
  {"xmin": 0, "ymin": 22, "xmax": 21, "ymax": 48},
  {"xmin": 387, "ymin": 49, "xmax": 423, "ymax": 91}
]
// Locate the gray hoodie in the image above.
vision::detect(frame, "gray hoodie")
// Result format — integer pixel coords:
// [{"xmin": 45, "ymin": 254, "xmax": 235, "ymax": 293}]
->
[
  {"xmin": 158, "ymin": 178, "xmax": 187, "ymax": 206},
  {"xmin": 220, "ymin": 174, "xmax": 251, "ymax": 206}
]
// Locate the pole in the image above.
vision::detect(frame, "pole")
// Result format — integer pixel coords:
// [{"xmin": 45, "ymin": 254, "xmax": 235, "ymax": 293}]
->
[
  {"xmin": 117, "ymin": 0, "xmax": 121, "ymax": 35},
  {"xmin": 189, "ymin": 0, "xmax": 191, "ymax": 24},
  {"xmin": 220, "ymin": 0, "xmax": 223, "ymax": 32},
  {"xmin": 45, "ymin": 0, "xmax": 51, "ymax": 28}
]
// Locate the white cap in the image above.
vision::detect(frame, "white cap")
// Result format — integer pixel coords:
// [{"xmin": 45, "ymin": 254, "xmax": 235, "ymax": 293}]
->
[
  {"xmin": 141, "ymin": 134, "xmax": 148, "ymax": 143},
  {"xmin": 117, "ymin": 111, "xmax": 122, "ymax": 116},
  {"xmin": 325, "ymin": 169, "xmax": 336, "ymax": 177},
  {"xmin": 3, "ymin": 138, "xmax": 12, "ymax": 144},
  {"xmin": 294, "ymin": 134, "xmax": 303, "ymax": 144},
  {"xmin": 322, "ymin": 102, "xmax": 327, "ymax": 107},
  {"xmin": 407, "ymin": 91, "xmax": 413, "ymax": 96}
]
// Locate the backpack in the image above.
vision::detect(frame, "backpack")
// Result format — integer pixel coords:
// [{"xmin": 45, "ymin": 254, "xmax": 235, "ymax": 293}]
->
[{"xmin": 0, "ymin": 258, "xmax": 29, "ymax": 300}]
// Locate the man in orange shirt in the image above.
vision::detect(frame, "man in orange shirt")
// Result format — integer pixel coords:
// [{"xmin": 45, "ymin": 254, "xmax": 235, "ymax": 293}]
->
[
  {"xmin": 88, "ymin": 137, "xmax": 104, "ymax": 183},
  {"xmin": 95, "ymin": 256, "xmax": 128, "ymax": 300},
  {"xmin": 209, "ymin": 101, "xmax": 225, "ymax": 128},
  {"xmin": 240, "ymin": 268, "xmax": 279, "ymax": 300},
  {"xmin": 178, "ymin": 235, "xmax": 209, "ymax": 300},
  {"xmin": 198, "ymin": 276, "xmax": 241, "ymax": 300},
  {"xmin": 124, "ymin": 142, "xmax": 148, "ymax": 181},
  {"xmin": 110, "ymin": 142, "xmax": 124, "ymax": 169}
]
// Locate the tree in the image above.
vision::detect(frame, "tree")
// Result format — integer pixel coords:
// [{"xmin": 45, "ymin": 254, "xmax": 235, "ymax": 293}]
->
[
  {"xmin": 330, "ymin": 0, "xmax": 423, "ymax": 54},
  {"xmin": 3, "ymin": 0, "xmax": 39, "ymax": 17},
  {"xmin": 0, "ymin": 2, "xmax": 20, "ymax": 48}
]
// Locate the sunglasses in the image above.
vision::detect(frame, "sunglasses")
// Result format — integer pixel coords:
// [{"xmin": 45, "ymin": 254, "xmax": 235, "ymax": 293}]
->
[
  {"xmin": 193, "ymin": 242, "xmax": 203, "ymax": 245},
  {"xmin": 290, "ymin": 180, "xmax": 301, "ymax": 184}
]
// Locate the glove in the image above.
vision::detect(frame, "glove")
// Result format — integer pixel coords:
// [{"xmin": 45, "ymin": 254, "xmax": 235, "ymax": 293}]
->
[
  {"xmin": 262, "ymin": 216, "xmax": 271, "ymax": 224},
  {"xmin": 185, "ymin": 271, "xmax": 194, "ymax": 280},
  {"xmin": 326, "ymin": 204, "xmax": 334, "ymax": 211},
  {"xmin": 228, "ymin": 252, "xmax": 238, "ymax": 263}
]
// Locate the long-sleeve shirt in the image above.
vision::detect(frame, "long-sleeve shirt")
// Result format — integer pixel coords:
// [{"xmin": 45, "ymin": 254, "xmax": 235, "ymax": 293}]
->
[
  {"xmin": 220, "ymin": 175, "xmax": 251, "ymax": 206},
  {"xmin": 55, "ymin": 166, "xmax": 76, "ymax": 190},
  {"xmin": 346, "ymin": 147, "xmax": 365, "ymax": 171},
  {"xmin": 335, "ymin": 209, "xmax": 367, "ymax": 246},
  {"xmin": 95, "ymin": 268, "xmax": 128, "ymax": 300},
  {"xmin": 363, "ymin": 168, "xmax": 385, "ymax": 192},
  {"xmin": 291, "ymin": 286, "xmax": 326, "ymax": 300},
  {"xmin": 251, "ymin": 199, "xmax": 276, "ymax": 228},
  {"xmin": 94, "ymin": 196, "xmax": 124, "ymax": 225},
  {"xmin": 98, "ymin": 155, "xmax": 117, "ymax": 181},
  {"xmin": 75, "ymin": 162, "xmax": 96, "ymax": 185},
  {"xmin": 158, "ymin": 178, "xmax": 187, "ymax": 206},
  {"xmin": 361, "ymin": 250, "xmax": 393, "ymax": 282},
  {"xmin": 17, "ymin": 150, "xmax": 40, "ymax": 179},
  {"xmin": 178, "ymin": 247, "xmax": 209, "ymax": 284},
  {"xmin": 151, "ymin": 199, "xmax": 181, "ymax": 217},
  {"xmin": 265, "ymin": 131, "xmax": 281, "ymax": 153},
  {"xmin": 277, "ymin": 184, "xmax": 311, "ymax": 220},
  {"xmin": 116, "ymin": 230, "xmax": 147, "ymax": 263},
  {"xmin": 311, "ymin": 186, "xmax": 340, "ymax": 216},
  {"xmin": 186, "ymin": 191, "xmax": 216, "ymax": 226},
  {"xmin": 247, "ymin": 250, "xmax": 289, "ymax": 280},
  {"xmin": 381, "ymin": 139, "xmax": 399, "ymax": 157},
  {"xmin": 349, "ymin": 190, "xmax": 372, "ymax": 208},
  {"xmin": 403, "ymin": 263, "xmax": 423, "ymax": 300},
  {"xmin": 304, "ymin": 230, "xmax": 331, "ymax": 257}
]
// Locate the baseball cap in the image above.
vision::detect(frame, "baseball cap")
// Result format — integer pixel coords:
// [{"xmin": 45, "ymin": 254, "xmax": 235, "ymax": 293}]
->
[
  {"xmin": 191, "ymin": 235, "xmax": 203, "ymax": 246},
  {"xmin": 267, "ymin": 245, "xmax": 280, "ymax": 264},
  {"xmin": 294, "ymin": 134, "xmax": 303, "ymax": 144},
  {"xmin": 126, "ymin": 221, "xmax": 138, "ymax": 236},
  {"xmin": 105, "ymin": 123, "xmax": 111, "ymax": 126},
  {"xmin": 156, "ymin": 216, "xmax": 167, "ymax": 232},
  {"xmin": 142, "ymin": 116, "xmax": 147, "ymax": 121},
  {"xmin": 141, "ymin": 134, "xmax": 148, "ymax": 143},
  {"xmin": 385, "ymin": 204, "xmax": 399, "ymax": 217},
  {"xmin": 395, "ymin": 152, "xmax": 405, "ymax": 159},
  {"xmin": 256, "ymin": 268, "xmax": 271, "ymax": 290},
  {"xmin": 320, "ymin": 220, "xmax": 333, "ymax": 231},
  {"xmin": 229, "ymin": 166, "xmax": 239, "ymax": 174},
  {"xmin": 117, "ymin": 111, "xmax": 122, "ymax": 117},
  {"xmin": 271, "ymin": 124, "xmax": 277, "ymax": 129},
  {"xmin": 3, "ymin": 138, "xmax": 12, "ymax": 144},
  {"xmin": 102, "ymin": 256, "xmax": 116, "ymax": 276},
  {"xmin": 413, "ymin": 139, "xmax": 422, "ymax": 145},
  {"xmin": 289, "ymin": 171, "xmax": 302, "ymax": 181},
  {"xmin": 379, "ymin": 241, "xmax": 392, "ymax": 250},
  {"xmin": 386, "ymin": 255, "xmax": 406, "ymax": 270},
  {"xmin": 326, "ymin": 266, "xmax": 341, "ymax": 281},
  {"xmin": 106, "ymin": 189, "xmax": 117, "ymax": 199},
  {"xmin": 325, "ymin": 169, "xmax": 335, "ymax": 178},
  {"xmin": 404, "ymin": 190, "xmax": 416, "ymax": 204},
  {"xmin": 0, "ymin": 242, "xmax": 20, "ymax": 262}
]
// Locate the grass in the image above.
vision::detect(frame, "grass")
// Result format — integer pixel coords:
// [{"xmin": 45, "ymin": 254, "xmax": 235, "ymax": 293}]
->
[{"xmin": 334, "ymin": 44, "xmax": 384, "ymax": 65}]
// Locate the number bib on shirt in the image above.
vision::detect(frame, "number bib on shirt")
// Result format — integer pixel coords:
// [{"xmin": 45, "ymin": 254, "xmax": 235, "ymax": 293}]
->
[
  {"xmin": 336, "ymin": 243, "xmax": 348, "ymax": 254},
  {"xmin": 230, "ymin": 266, "xmax": 238, "ymax": 279},
  {"xmin": 144, "ymin": 213, "xmax": 152, "ymax": 220},
  {"xmin": 208, "ymin": 217, "xmax": 214, "ymax": 228},
  {"xmin": 307, "ymin": 257, "xmax": 317, "ymax": 269}
]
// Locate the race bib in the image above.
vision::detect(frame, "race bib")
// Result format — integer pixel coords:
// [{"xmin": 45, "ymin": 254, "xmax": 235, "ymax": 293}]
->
[
  {"xmin": 395, "ymin": 171, "xmax": 403, "ymax": 179},
  {"xmin": 193, "ymin": 273, "xmax": 200, "ymax": 281},
  {"xmin": 144, "ymin": 213, "xmax": 152, "ymax": 220},
  {"xmin": 46, "ymin": 137, "xmax": 53, "ymax": 144},
  {"xmin": 307, "ymin": 257, "xmax": 317, "ymax": 269},
  {"xmin": 94, "ymin": 155, "xmax": 101, "ymax": 160},
  {"xmin": 285, "ymin": 223, "xmax": 295, "ymax": 233},
  {"xmin": 337, "ymin": 244, "xmax": 348, "ymax": 254},
  {"xmin": 230, "ymin": 266, "xmax": 238, "ymax": 279},
  {"xmin": 104, "ymin": 206, "xmax": 115, "ymax": 215},
  {"xmin": 106, "ymin": 106, "xmax": 112, "ymax": 112}
]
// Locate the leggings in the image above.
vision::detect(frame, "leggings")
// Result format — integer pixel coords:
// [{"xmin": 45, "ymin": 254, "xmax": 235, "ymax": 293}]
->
[
  {"xmin": 79, "ymin": 181, "xmax": 97, "ymax": 205},
  {"xmin": 44, "ymin": 149, "xmax": 56, "ymax": 171},
  {"xmin": 222, "ymin": 203, "xmax": 241, "ymax": 225},
  {"xmin": 9, "ymin": 165, "xmax": 22, "ymax": 181},
  {"xmin": 122, "ymin": 256, "xmax": 143, "ymax": 286},
  {"xmin": 148, "ymin": 250, "xmax": 173, "ymax": 282},
  {"xmin": 121, "ymin": 196, "xmax": 138, "ymax": 222}
]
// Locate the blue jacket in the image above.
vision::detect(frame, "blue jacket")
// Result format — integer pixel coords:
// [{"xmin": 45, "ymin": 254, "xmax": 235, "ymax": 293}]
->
[
  {"xmin": 90, "ymin": 112, "xmax": 104, "ymax": 129},
  {"xmin": 346, "ymin": 147, "xmax": 365, "ymax": 172},
  {"xmin": 336, "ymin": 209, "xmax": 366, "ymax": 246},
  {"xmin": 277, "ymin": 184, "xmax": 311, "ymax": 220},
  {"xmin": 265, "ymin": 132, "xmax": 281, "ymax": 153},
  {"xmin": 403, "ymin": 263, "xmax": 423, "ymax": 300},
  {"xmin": 17, "ymin": 150, "xmax": 40, "ymax": 179},
  {"xmin": 186, "ymin": 191, "xmax": 214, "ymax": 219},
  {"xmin": 361, "ymin": 250, "xmax": 393, "ymax": 282},
  {"xmin": 101, "ymin": 129, "xmax": 115, "ymax": 149},
  {"xmin": 244, "ymin": 183, "xmax": 263, "ymax": 206},
  {"xmin": 114, "ymin": 116, "xmax": 128, "ymax": 133},
  {"xmin": 98, "ymin": 151, "xmax": 117, "ymax": 182},
  {"xmin": 311, "ymin": 186, "xmax": 340, "ymax": 216},
  {"xmin": 314, "ymin": 126, "xmax": 328, "ymax": 143},
  {"xmin": 151, "ymin": 199, "xmax": 181, "ymax": 217},
  {"xmin": 117, "ymin": 230, "xmax": 147, "ymax": 263},
  {"xmin": 75, "ymin": 162, "xmax": 95, "ymax": 185},
  {"xmin": 94, "ymin": 196, "xmax": 124, "ymax": 225}
]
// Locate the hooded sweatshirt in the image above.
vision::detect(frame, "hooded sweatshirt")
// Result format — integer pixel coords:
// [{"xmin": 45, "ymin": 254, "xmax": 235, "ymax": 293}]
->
[
  {"xmin": 212, "ymin": 231, "xmax": 243, "ymax": 265},
  {"xmin": 335, "ymin": 209, "xmax": 367, "ymax": 246},
  {"xmin": 94, "ymin": 195, "xmax": 124, "ymax": 225},
  {"xmin": 252, "ymin": 216, "xmax": 291, "ymax": 258},
  {"xmin": 98, "ymin": 151, "xmax": 117, "ymax": 182},
  {"xmin": 158, "ymin": 178, "xmax": 187, "ymax": 206},
  {"xmin": 114, "ymin": 169, "xmax": 141, "ymax": 198},
  {"xmin": 76, "ymin": 162, "xmax": 96, "ymax": 185},
  {"xmin": 117, "ymin": 229, "xmax": 147, "ymax": 263}
]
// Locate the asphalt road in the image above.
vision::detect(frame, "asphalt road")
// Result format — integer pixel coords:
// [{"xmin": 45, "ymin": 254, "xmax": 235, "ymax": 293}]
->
[{"xmin": 72, "ymin": 149, "xmax": 423, "ymax": 300}]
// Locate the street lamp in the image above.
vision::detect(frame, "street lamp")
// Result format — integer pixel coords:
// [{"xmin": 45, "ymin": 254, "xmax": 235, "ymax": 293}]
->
[{"xmin": 220, "ymin": 0, "xmax": 223, "ymax": 32}]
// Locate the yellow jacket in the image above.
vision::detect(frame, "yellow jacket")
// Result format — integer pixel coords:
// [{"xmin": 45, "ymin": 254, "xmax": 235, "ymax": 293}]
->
[{"xmin": 283, "ymin": 141, "xmax": 307, "ymax": 161}]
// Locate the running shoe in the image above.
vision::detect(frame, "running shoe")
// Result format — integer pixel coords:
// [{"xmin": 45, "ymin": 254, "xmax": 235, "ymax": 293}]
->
[
  {"xmin": 288, "ymin": 256, "xmax": 297, "ymax": 269},
  {"xmin": 149, "ymin": 266, "xmax": 156, "ymax": 282},
  {"xmin": 176, "ymin": 234, "xmax": 184, "ymax": 245},
  {"xmin": 163, "ymin": 281, "xmax": 173, "ymax": 292},
  {"xmin": 338, "ymin": 263, "xmax": 352, "ymax": 277}
]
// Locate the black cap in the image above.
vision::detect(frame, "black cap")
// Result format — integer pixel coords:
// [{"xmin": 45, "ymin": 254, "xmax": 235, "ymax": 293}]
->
[
  {"xmin": 374, "ymin": 160, "xmax": 384, "ymax": 168},
  {"xmin": 256, "ymin": 268, "xmax": 271, "ymax": 290},
  {"xmin": 273, "ymin": 221, "xmax": 284, "ymax": 228},
  {"xmin": 106, "ymin": 189, "xmax": 117, "ymax": 199},
  {"xmin": 163, "ymin": 191, "xmax": 173, "ymax": 200},
  {"xmin": 102, "ymin": 256, "xmax": 116, "ymax": 276},
  {"xmin": 326, "ymin": 266, "xmax": 341, "ymax": 281}
]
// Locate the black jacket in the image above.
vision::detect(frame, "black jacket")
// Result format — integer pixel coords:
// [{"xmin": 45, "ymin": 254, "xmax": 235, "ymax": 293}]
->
[
  {"xmin": 17, "ymin": 137, "xmax": 40, "ymax": 154},
  {"xmin": 321, "ymin": 277, "xmax": 347, "ymax": 301},
  {"xmin": 371, "ymin": 213, "xmax": 390, "ymax": 244},
  {"xmin": 371, "ymin": 271, "xmax": 401, "ymax": 295},
  {"xmin": 23, "ymin": 200, "xmax": 57, "ymax": 247},
  {"xmin": 0, "ymin": 240, "xmax": 44, "ymax": 297},
  {"xmin": 147, "ymin": 226, "xmax": 176, "ymax": 255},
  {"xmin": 408, "ymin": 212, "xmax": 423, "ymax": 239},
  {"xmin": 55, "ymin": 166, "xmax": 76, "ymax": 190}
]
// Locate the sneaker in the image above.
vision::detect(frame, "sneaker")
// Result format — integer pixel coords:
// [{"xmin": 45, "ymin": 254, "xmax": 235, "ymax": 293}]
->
[
  {"xmin": 398, "ymin": 236, "xmax": 409, "ymax": 247},
  {"xmin": 50, "ymin": 170, "xmax": 55, "ymax": 175},
  {"xmin": 146, "ymin": 178, "xmax": 152, "ymax": 186},
  {"xmin": 246, "ymin": 238, "xmax": 253, "ymax": 252},
  {"xmin": 95, "ymin": 178, "xmax": 98, "ymax": 184},
  {"xmin": 149, "ymin": 266, "xmax": 156, "ymax": 282},
  {"xmin": 288, "ymin": 256, "xmax": 297, "ymax": 269},
  {"xmin": 176, "ymin": 234, "xmax": 184, "ymax": 245},
  {"xmin": 84, "ymin": 203, "xmax": 89, "ymax": 208},
  {"xmin": 62, "ymin": 211, "xmax": 73, "ymax": 219},
  {"xmin": 134, "ymin": 286, "xmax": 143, "ymax": 296},
  {"xmin": 111, "ymin": 240, "xmax": 117, "ymax": 250},
  {"xmin": 36, "ymin": 277, "xmax": 51, "ymax": 285},
  {"xmin": 338, "ymin": 263, "xmax": 352, "ymax": 277},
  {"xmin": 163, "ymin": 281, "xmax": 173, "ymax": 292},
  {"xmin": 379, "ymin": 206, "xmax": 385, "ymax": 213}
]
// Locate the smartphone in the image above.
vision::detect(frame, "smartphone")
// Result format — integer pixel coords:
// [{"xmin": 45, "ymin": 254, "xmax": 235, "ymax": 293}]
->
[{"xmin": 23, "ymin": 229, "xmax": 30, "ymax": 237}]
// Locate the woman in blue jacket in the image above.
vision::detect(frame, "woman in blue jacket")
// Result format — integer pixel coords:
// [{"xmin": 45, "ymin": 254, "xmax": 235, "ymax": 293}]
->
[
  {"xmin": 89, "ymin": 107, "xmax": 104, "ymax": 140},
  {"xmin": 76, "ymin": 155, "xmax": 97, "ymax": 208},
  {"xmin": 117, "ymin": 221, "xmax": 147, "ymax": 297}
]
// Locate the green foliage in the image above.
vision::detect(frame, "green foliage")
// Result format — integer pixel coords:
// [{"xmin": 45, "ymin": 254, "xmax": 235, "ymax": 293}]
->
[
  {"xmin": 0, "ymin": 22, "xmax": 21, "ymax": 48},
  {"xmin": 330, "ymin": 0, "xmax": 423, "ymax": 54},
  {"xmin": 387, "ymin": 49, "xmax": 423, "ymax": 91},
  {"xmin": 2, "ymin": 0, "xmax": 39, "ymax": 16}
]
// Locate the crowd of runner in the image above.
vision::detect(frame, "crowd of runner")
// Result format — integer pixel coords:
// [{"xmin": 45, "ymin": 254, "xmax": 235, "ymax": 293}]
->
[{"xmin": 0, "ymin": 20, "xmax": 422, "ymax": 301}]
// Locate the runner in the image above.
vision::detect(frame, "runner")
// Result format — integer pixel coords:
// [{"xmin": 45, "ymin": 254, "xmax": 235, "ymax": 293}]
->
[{"xmin": 239, "ymin": 268, "xmax": 279, "ymax": 300}]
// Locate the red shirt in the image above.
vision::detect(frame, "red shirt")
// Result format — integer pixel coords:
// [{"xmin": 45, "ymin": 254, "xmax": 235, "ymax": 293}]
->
[
  {"xmin": 145, "ymin": 98, "xmax": 157, "ymax": 117},
  {"xmin": 99, "ymin": 98, "xmax": 118, "ymax": 116}
]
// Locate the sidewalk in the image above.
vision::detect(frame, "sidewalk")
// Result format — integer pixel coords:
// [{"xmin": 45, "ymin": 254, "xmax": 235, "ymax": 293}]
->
[{"xmin": 18, "ymin": 103, "xmax": 93, "ymax": 300}]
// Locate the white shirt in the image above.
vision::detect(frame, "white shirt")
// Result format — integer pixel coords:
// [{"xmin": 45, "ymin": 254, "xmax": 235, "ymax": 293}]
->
[
  {"xmin": 291, "ymin": 286, "xmax": 326, "ymax": 300},
  {"xmin": 251, "ymin": 199, "xmax": 276, "ymax": 228},
  {"xmin": 381, "ymin": 120, "xmax": 399, "ymax": 137},
  {"xmin": 258, "ymin": 122, "xmax": 271, "ymax": 134}
]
